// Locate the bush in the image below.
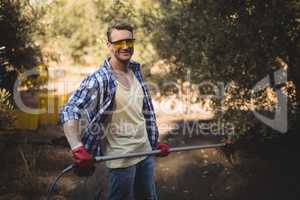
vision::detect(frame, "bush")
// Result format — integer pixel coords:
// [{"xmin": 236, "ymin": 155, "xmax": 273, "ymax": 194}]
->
[{"xmin": 0, "ymin": 88, "xmax": 14, "ymax": 129}]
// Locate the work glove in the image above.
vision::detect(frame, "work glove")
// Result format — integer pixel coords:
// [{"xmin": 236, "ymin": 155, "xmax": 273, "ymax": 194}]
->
[
  {"xmin": 224, "ymin": 138, "xmax": 233, "ymax": 145},
  {"xmin": 156, "ymin": 143, "xmax": 170, "ymax": 157},
  {"xmin": 71, "ymin": 145, "xmax": 95, "ymax": 177}
]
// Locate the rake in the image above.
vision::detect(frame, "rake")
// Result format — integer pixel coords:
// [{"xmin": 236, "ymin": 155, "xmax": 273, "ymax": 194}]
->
[{"xmin": 47, "ymin": 142, "xmax": 228, "ymax": 200}]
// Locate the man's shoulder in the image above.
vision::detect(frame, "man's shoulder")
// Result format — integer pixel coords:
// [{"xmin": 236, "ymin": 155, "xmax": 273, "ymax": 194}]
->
[
  {"xmin": 130, "ymin": 60, "xmax": 140, "ymax": 65},
  {"xmin": 88, "ymin": 64, "xmax": 110, "ymax": 83}
]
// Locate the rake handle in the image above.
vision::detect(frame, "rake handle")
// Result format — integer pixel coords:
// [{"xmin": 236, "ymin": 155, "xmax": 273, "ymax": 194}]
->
[{"xmin": 94, "ymin": 143, "xmax": 226, "ymax": 162}]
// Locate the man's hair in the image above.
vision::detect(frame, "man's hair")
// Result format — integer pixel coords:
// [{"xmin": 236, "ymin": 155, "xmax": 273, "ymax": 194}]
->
[{"xmin": 107, "ymin": 20, "xmax": 134, "ymax": 42}]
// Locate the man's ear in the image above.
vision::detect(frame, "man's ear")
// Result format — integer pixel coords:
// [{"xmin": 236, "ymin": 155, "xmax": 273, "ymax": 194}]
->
[
  {"xmin": 107, "ymin": 41, "xmax": 114, "ymax": 53},
  {"xmin": 106, "ymin": 40, "xmax": 111, "ymax": 48}
]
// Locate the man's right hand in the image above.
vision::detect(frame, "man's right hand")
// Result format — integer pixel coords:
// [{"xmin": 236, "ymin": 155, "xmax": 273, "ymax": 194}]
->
[
  {"xmin": 64, "ymin": 121, "xmax": 94, "ymax": 176},
  {"xmin": 72, "ymin": 145, "xmax": 94, "ymax": 169}
]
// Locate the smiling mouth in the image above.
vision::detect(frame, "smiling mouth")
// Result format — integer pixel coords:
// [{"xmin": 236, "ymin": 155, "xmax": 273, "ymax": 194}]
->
[{"xmin": 120, "ymin": 52, "xmax": 130, "ymax": 55}]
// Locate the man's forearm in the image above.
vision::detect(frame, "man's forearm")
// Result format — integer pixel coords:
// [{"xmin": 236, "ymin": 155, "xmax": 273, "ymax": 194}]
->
[{"xmin": 63, "ymin": 120, "xmax": 82, "ymax": 149}]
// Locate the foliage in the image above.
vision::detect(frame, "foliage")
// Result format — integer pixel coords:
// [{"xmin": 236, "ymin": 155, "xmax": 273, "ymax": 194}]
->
[
  {"xmin": 37, "ymin": 0, "xmax": 103, "ymax": 65},
  {"xmin": 0, "ymin": 0, "xmax": 44, "ymax": 94},
  {"xmin": 37, "ymin": 0, "xmax": 160, "ymax": 68},
  {"xmin": 0, "ymin": 88, "xmax": 14, "ymax": 129},
  {"xmin": 153, "ymin": 0, "xmax": 299, "ymax": 84},
  {"xmin": 1, "ymin": 0, "xmax": 299, "ymax": 137},
  {"xmin": 150, "ymin": 0, "xmax": 300, "ymax": 137}
]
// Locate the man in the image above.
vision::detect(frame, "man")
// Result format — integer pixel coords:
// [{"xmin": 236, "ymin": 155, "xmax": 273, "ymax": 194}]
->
[{"xmin": 60, "ymin": 20, "xmax": 170, "ymax": 200}]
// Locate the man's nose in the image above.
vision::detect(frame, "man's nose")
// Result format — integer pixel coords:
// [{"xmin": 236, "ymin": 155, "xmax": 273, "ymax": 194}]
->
[{"xmin": 122, "ymin": 43, "xmax": 130, "ymax": 49}]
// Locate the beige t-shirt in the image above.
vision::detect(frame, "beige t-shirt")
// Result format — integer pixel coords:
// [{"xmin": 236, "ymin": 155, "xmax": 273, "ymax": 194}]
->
[{"xmin": 103, "ymin": 70, "xmax": 152, "ymax": 168}]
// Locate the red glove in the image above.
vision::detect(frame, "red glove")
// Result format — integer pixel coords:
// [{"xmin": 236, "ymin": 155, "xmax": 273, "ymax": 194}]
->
[
  {"xmin": 72, "ymin": 145, "xmax": 94, "ymax": 169},
  {"xmin": 224, "ymin": 138, "xmax": 233, "ymax": 145},
  {"xmin": 157, "ymin": 143, "xmax": 170, "ymax": 157}
]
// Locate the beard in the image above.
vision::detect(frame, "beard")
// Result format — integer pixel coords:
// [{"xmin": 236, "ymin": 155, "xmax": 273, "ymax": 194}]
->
[{"xmin": 114, "ymin": 48, "xmax": 134, "ymax": 63}]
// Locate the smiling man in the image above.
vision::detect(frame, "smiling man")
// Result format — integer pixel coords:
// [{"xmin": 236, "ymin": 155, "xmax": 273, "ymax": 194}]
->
[{"xmin": 60, "ymin": 20, "xmax": 170, "ymax": 200}]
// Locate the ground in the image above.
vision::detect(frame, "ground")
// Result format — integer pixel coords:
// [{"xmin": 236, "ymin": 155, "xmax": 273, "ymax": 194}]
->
[{"xmin": 1, "ymin": 114, "xmax": 300, "ymax": 200}]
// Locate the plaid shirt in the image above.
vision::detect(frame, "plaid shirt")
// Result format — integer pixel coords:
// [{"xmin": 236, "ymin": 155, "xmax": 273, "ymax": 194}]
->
[{"xmin": 60, "ymin": 59, "xmax": 159, "ymax": 157}]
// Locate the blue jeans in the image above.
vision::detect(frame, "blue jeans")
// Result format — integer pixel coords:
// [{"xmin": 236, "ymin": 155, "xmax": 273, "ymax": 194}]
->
[{"xmin": 107, "ymin": 156, "xmax": 158, "ymax": 200}]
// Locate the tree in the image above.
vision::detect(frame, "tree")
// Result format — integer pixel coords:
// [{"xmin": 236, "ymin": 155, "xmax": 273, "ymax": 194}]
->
[
  {"xmin": 38, "ymin": 0, "xmax": 161, "ymax": 68},
  {"xmin": 151, "ymin": 0, "xmax": 300, "ymax": 136},
  {"xmin": 0, "ymin": 0, "xmax": 43, "ymax": 95}
]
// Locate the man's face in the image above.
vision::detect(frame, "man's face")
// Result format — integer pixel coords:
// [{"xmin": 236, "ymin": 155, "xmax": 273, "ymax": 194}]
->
[{"xmin": 108, "ymin": 29, "xmax": 134, "ymax": 63}]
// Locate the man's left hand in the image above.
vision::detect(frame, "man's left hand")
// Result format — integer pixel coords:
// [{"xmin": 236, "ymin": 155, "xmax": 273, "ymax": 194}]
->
[{"xmin": 156, "ymin": 143, "xmax": 170, "ymax": 157}]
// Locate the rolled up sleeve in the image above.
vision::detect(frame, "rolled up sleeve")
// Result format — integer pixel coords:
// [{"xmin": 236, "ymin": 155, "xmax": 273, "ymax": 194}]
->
[{"xmin": 59, "ymin": 75, "xmax": 100, "ymax": 124}]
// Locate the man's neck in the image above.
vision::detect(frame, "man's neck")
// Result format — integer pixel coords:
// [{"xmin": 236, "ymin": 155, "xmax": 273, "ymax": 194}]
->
[{"xmin": 109, "ymin": 56, "xmax": 129, "ymax": 73}]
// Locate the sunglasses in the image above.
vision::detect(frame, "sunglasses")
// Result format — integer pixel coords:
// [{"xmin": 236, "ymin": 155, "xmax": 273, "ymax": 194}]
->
[{"xmin": 110, "ymin": 39, "xmax": 135, "ymax": 49}]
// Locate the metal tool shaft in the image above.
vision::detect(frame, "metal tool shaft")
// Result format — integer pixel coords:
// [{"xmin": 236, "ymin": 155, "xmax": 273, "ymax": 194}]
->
[
  {"xmin": 94, "ymin": 143, "xmax": 225, "ymax": 162},
  {"xmin": 47, "ymin": 142, "xmax": 227, "ymax": 199}
]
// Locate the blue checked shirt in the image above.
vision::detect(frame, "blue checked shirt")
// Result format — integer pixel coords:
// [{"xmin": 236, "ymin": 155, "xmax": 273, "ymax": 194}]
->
[{"xmin": 60, "ymin": 59, "xmax": 159, "ymax": 157}]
